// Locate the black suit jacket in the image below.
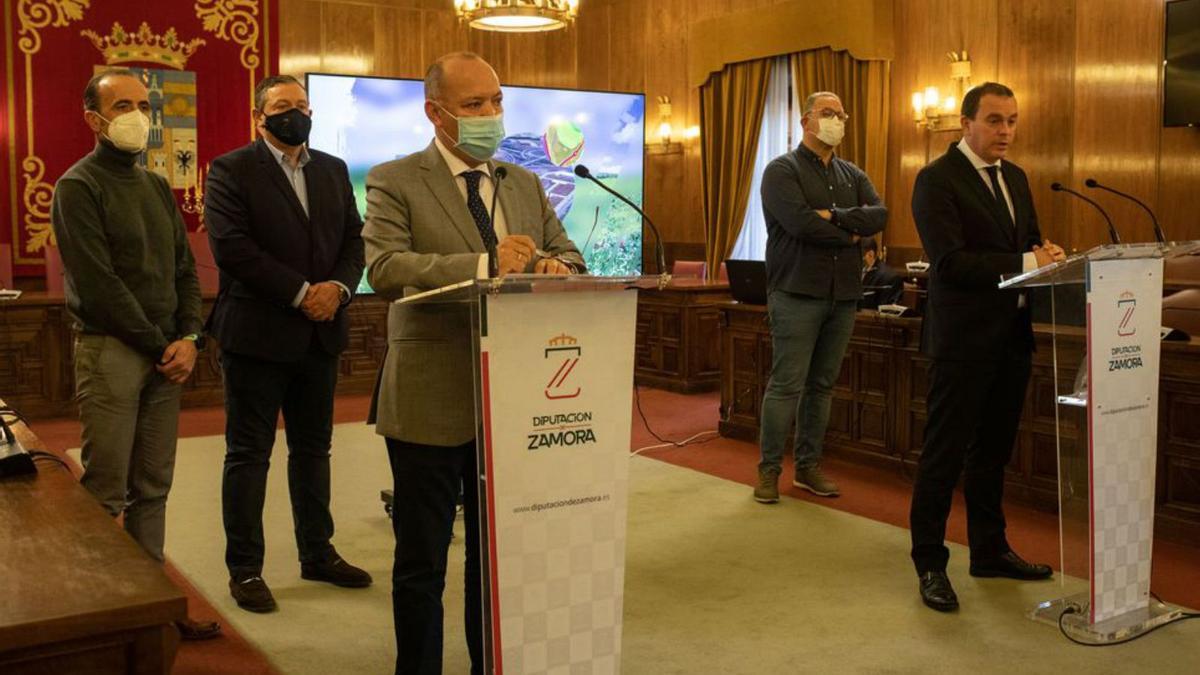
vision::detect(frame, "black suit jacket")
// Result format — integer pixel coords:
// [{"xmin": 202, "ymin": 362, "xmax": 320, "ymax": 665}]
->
[
  {"xmin": 913, "ymin": 143, "xmax": 1042, "ymax": 361},
  {"xmin": 204, "ymin": 139, "xmax": 365, "ymax": 362}
]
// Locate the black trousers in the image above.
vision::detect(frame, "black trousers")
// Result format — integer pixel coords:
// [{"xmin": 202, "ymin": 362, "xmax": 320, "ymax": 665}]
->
[
  {"xmin": 387, "ymin": 437, "xmax": 483, "ymax": 675},
  {"xmin": 909, "ymin": 348, "xmax": 1032, "ymax": 575},
  {"xmin": 220, "ymin": 346, "xmax": 338, "ymax": 577}
]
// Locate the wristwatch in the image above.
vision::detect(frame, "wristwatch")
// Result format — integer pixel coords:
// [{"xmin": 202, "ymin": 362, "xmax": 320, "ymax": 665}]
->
[{"xmin": 183, "ymin": 333, "xmax": 208, "ymax": 351}]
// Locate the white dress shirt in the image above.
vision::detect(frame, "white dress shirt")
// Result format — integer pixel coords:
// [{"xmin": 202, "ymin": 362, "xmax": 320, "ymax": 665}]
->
[
  {"xmin": 956, "ymin": 137, "xmax": 1037, "ymax": 276},
  {"xmin": 433, "ymin": 137, "xmax": 510, "ymax": 279}
]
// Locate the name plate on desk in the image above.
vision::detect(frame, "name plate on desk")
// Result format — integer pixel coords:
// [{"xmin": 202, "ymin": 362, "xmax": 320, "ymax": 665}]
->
[{"xmin": 478, "ymin": 290, "xmax": 637, "ymax": 674}]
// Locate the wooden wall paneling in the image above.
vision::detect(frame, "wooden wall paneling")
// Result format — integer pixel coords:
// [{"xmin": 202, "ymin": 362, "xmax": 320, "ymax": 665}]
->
[
  {"xmin": 506, "ymin": 26, "xmax": 577, "ymax": 88},
  {"xmin": 467, "ymin": 27, "xmax": 512, "ymax": 81},
  {"xmin": 1157, "ymin": 127, "xmax": 1200, "ymax": 243},
  {"xmin": 606, "ymin": 0, "xmax": 647, "ymax": 95},
  {"xmin": 642, "ymin": 0, "xmax": 692, "ymax": 247},
  {"xmin": 574, "ymin": 2, "xmax": 612, "ymax": 91},
  {"xmin": 1070, "ymin": 0, "xmax": 1164, "ymax": 248},
  {"xmin": 323, "ymin": 2, "xmax": 377, "ymax": 75},
  {"xmin": 373, "ymin": 7, "xmax": 424, "ymax": 79},
  {"xmin": 998, "ymin": 0, "xmax": 1075, "ymax": 248},
  {"xmin": 278, "ymin": 0, "xmax": 323, "ymax": 77},
  {"xmin": 419, "ymin": 8, "xmax": 469, "ymax": 67}
]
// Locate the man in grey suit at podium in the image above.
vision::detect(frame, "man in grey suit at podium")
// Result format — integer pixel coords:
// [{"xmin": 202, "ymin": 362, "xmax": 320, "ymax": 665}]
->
[{"xmin": 362, "ymin": 51, "xmax": 585, "ymax": 675}]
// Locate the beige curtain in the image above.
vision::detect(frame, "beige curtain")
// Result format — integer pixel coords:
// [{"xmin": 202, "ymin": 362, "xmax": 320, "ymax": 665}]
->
[
  {"xmin": 791, "ymin": 48, "xmax": 891, "ymax": 196},
  {"xmin": 700, "ymin": 58, "xmax": 773, "ymax": 274}
]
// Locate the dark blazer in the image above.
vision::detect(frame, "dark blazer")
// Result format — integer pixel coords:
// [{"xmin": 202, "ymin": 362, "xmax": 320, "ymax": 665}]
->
[
  {"xmin": 204, "ymin": 139, "xmax": 365, "ymax": 362},
  {"xmin": 913, "ymin": 142, "xmax": 1042, "ymax": 361}
]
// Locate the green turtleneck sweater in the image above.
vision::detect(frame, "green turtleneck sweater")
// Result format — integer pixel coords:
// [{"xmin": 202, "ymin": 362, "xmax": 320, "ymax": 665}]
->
[{"xmin": 50, "ymin": 141, "xmax": 202, "ymax": 358}]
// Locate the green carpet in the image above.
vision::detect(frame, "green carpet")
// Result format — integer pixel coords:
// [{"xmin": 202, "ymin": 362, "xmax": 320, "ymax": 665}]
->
[{"xmin": 112, "ymin": 423, "xmax": 1198, "ymax": 673}]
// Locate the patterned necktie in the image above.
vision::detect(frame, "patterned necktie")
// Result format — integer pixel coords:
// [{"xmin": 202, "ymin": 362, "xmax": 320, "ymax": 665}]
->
[
  {"xmin": 984, "ymin": 165, "xmax": 1014, "ymax": 229},
  {"xmin": 461, "ymin": 170, "xmax": 498, "ymax": 250}
]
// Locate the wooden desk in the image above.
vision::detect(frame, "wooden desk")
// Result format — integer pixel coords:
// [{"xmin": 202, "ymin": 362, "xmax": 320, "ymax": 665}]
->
[
  {"xmin": 0, "ymin": 292, "xmax": 389, "ymax": 418},
  {"xmin": 716, "ymin": 302, "xmax": 1200, "ymax": 545},
  {"xmin": 0, "ymin": 399, "xmax": 186, "ymax": 673},
  {"xmin": 635, "ymin": 280, "xmax": 730, "ymax": 393}
]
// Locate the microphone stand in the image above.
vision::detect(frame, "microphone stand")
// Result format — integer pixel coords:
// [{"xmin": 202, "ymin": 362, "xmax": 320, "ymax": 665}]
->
[{"xmin": 574, "ymin": 164, "xmax": 670, "ymax": 288}]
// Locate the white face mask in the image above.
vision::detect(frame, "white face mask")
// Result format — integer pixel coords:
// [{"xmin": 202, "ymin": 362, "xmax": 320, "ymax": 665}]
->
[
  {"xmin": 97, "ymin": 110, "xmax": 150, "ymax": 153},
  {"xmin": 816, "ymin": 117, "xmax": 845, "ymax": 146}
]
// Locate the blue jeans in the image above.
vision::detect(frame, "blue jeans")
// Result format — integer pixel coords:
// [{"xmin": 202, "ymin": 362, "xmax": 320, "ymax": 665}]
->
[{"xmin": 759, "ymin": 292, "xmax": 857, "ymax": 473}]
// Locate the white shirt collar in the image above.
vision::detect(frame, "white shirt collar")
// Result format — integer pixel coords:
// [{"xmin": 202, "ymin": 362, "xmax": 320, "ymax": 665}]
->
[
  {"xmin": 957, "ymin": 137, "xmax": 1001, "ymax": 171},
  {"xmin": 264, "ymin": 138, "xmax": 310, "ymax": 168},
  {"xmin": 434, "ymin": 136, "xmax": 491, "ymax": 178}
]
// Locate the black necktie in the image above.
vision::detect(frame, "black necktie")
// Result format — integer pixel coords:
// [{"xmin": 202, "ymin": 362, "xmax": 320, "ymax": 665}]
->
[
  {"xmin": 461, "ymin": 170, "xmax": 498, "ymax": 250},
  {"xmin": 984, "ymin": 165, "xmax": 1014, "ymax": 229}
]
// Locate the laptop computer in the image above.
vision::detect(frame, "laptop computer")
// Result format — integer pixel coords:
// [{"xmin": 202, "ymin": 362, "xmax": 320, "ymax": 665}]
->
[{"xmin": 724, "ymin": 259, "xmax": 768, "ymax": 305}]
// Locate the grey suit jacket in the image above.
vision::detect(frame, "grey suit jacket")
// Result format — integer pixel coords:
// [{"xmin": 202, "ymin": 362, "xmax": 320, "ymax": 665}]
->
[{"xmin": 363, "ymin": 141, "xmax": 585, "ymax": 446}]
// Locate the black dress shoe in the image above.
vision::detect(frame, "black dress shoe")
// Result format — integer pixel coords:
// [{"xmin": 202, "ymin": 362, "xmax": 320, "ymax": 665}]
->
[
  {"xmin": 919, "ymin": 571, "xmax": 959, "ymax": 612},
  {"xmin": 301, "ymin": 553, "xmax": 373, "ymax": 588},
  {"xmin": 969, "ymin": 551, "xmax": 1053, "ymax": 580},
  {"xmin": 229, "ymin": 575, "xmax": 277, "ymax": 613}
]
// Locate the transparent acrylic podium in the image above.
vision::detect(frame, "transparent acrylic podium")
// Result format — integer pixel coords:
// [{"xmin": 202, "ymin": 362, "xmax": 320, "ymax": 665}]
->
[
  {"xmin": 1000, "ymin": 242, "xmax": 1200, "ymax": 644},
  {"xmin": 399, "ymin": 273, "xmax": 666, "ymax": 674}
]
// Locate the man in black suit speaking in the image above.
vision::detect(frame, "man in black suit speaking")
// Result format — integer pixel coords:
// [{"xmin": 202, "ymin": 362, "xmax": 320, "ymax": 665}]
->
[
  {"xmin": 909, "ymin": 82, "xmax": 1065, "ymax": 612},
  {"xmin": 205, "ymin": 75, "xmax": 370, "ymax": 613}
]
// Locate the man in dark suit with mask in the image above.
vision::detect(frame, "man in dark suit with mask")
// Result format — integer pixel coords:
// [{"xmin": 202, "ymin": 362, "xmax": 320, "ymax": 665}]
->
[
  {"xmin": 909, "ymin": 82, "xmax": 1065, "ymax": 612},
  {"xmin": 205, "ymin": 74, "xmax": 369, "ymax": 613}
]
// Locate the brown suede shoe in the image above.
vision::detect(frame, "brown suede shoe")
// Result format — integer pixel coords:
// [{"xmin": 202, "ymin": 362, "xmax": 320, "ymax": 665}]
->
[
  {"xmin": 177, "ymin": 617, "xmax": 222, "ymax": 640},
  {"xmin": 301, "ymin": 553, "xmax": 373, "ymax": 588},
  {"xmin": 229, "ymin": 575, "xmax": 277, "ymax": 613}
]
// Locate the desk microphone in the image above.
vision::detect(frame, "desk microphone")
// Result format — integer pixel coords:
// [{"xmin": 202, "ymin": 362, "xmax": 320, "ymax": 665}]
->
[
  {"xmin": 486, "ymin": 165, "xmax": 507, "ymax": 277},
  {"xmin": 1084, "ymin": 178, "xmax": 1166, "ymax": 244},
  {"xmin": 573, "ymin": 164, "xmax": 667, "ymax": 275},
  {"xmin": 1051, "ymin": 182, "xmax": 1121, "ymax": 245}
]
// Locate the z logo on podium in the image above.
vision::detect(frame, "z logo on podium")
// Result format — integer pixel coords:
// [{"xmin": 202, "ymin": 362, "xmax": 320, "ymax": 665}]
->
[
  {"xmin": 544, "ymin": 333, "xmax": 581, "ymax": 400},
  {"xmin": 1118, "ymin": 291, "xmax": 1137, "ymax": 337}
]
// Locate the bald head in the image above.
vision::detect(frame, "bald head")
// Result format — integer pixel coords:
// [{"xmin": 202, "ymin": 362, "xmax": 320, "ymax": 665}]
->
[{"xmin": 424, "ymin": 51, "xmax": 499, "ymax": 102}]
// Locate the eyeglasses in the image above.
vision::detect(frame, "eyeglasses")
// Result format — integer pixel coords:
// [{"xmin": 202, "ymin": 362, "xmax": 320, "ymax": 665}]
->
[{"xmin": 810, "ymin": 108, "xmax": 850, "ymax": 122}]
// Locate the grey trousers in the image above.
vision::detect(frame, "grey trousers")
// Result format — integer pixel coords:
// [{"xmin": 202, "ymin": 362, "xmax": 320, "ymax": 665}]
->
[{"xmin": 74, "ymin": 334, "xmax": 181, "ymax": 562}]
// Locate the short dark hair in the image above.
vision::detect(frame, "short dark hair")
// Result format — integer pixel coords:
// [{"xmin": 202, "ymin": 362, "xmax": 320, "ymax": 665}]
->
[
  {"xmin": 961, "ymin": 82, "xmax": 1015, "ymax": 119},
  {"xmin": 254, "ymin": 74, "xmax": 304, "ymax": 111},
  {"xmin": 83, "ymin": 68, "xmax": 136, "ymax": 112},
  {"xmin": 861, "ymin": 236, "xmax": 880, "ymax": 254}
]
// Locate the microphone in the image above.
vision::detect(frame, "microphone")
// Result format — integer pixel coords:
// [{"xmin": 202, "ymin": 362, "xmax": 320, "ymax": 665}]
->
[
  {"xmin": 1084, "ymin": 178, "xmax": 1166, "ymax": 244},
  {"xmin": 1051, "ymin": 182, "xmax": 1121, "ymax": 245},
  {"xmin": 574, "ymin": 164, "xmax": 667, "ymax": 275},
  {"xmin": 486, "ymin": 165, "xmax": 507, "ymax": 278}
]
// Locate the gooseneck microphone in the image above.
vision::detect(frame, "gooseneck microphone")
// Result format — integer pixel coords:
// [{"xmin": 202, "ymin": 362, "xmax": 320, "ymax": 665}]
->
[
  {"xmin": 486, "ymin": 165, "xmax": 508, "ymax": 277},
  {"xmin": 1051, "ymin": 182, "xmax": 1121, "ymax": 245},
  {"xmin": 1084, "ymin": 177, "xmax": 1166, "ymax": 244},
  {"xmin": 573, "ymin": 164, "xmax": 667, "ymax": 275}
]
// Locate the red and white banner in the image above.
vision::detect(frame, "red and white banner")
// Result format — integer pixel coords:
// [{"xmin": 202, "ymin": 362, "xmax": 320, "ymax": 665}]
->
[
  {"xmin": 479, "ymin": 289, "xmax": 637, "ymax": 673},
  {"xmin": 1086, "ymin": 258, "xmax": 1163, "ymax": 623}
]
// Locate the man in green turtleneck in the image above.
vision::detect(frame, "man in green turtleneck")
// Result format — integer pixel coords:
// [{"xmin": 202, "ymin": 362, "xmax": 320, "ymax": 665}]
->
[{"xmin": 49, "ymin": 68, "xmax": 219, "ymax": 641}]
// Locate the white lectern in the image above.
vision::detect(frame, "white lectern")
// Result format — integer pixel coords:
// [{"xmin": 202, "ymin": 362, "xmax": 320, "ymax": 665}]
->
[
  {"xmin": 399, "ymin": 274, "xmax": 662, "ymax": 673},
  {"xmin": 999, "ymin": 242, "xmax": 1200, "ymax": 643}
]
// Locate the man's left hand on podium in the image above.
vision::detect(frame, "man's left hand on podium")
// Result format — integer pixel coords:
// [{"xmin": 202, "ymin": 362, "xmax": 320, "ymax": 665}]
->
[{"xmin": 533, "ymin": 257, "xmax": 573, "ymax": 275}]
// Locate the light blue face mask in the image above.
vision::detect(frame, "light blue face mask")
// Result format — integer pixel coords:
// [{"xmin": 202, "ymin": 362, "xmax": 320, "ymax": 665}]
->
[{"xmin": 437, "ymin": 103, "xmax": 506, "ymax": 162}]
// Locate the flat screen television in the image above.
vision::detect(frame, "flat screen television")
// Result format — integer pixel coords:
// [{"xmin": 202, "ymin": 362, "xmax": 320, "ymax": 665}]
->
[
  {"xmin": 1164, "ymin": 0, "xmax": 1200, "ymax": 127},
  {"xmin": 305, "ymin": 73, "xmax": 646, "ymax": 292}
]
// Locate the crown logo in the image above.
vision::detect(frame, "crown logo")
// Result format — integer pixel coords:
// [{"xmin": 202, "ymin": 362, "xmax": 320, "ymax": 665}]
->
[
  {"xmin": 548, "ymin": 333, "xmax": 578, "ymax": 346},
  {"xmin": 81, "ymin": 22, "xmax": 206, "ymax": 70},
  {"xmin": 1119, "ymin": 291, "xmax": 1136, "ymax": 301}
]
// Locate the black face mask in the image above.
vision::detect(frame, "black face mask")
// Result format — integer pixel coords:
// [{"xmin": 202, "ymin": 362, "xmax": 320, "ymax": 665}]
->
[{"xmin": 263, "ymin": 108, "xmax": 311, "ymax": 146}]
